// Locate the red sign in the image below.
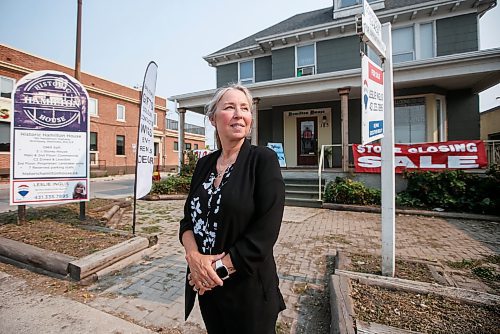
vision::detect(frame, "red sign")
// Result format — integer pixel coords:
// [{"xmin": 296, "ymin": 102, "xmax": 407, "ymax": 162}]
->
[
  {"xmin": 368, "ymin": 62, "xmax": 383, "ymax": 84},
  {"xmin": 353, "ymin": 140, "xmax": 488, "ymax": 173}
]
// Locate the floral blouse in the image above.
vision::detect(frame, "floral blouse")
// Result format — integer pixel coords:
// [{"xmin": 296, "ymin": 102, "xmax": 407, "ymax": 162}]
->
[{"xmin": 189, "ymin": 164, "xmax": 234, "ymax": 255}]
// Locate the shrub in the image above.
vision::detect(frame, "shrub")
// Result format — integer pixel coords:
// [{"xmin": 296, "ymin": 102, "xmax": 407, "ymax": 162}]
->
[
  {"xmin": 151, "ymin": 175, "xmax": 191, "ymax": 195},
  {"xmin": 324, "ymin": 177, "xmax": 381, "ymax": 205},
  {"xmin": 396, "ymin": 167, "xmax": 500, "ymax": 214},
  {"xmin": 180, "ymin": 151, "xmax": 198, "ymax": 177}
]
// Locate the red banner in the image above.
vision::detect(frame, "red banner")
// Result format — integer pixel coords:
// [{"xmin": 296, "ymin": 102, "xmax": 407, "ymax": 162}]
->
[{"xmin": 353, "ymin": 140, "xmax": 488, "ymax": 173}]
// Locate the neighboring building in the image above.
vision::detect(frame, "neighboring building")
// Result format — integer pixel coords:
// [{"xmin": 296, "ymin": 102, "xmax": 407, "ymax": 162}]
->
[
  {"xmin": 164, "ymin": 118, "xmax": 206, "ymax": 171},
  {"xmin": 170, "ymin": 0, "xmax": 500, "ymax": 170},
  {"xmin": 480, "ymin": 105, "xmax": 500, "ymax": 140},
  {"xmin": 0, "ymin": 44, "xmax": 173, "ymax": 178}
]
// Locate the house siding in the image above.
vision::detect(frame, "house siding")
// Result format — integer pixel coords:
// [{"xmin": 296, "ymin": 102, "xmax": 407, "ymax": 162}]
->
[
  {"xmin": 446, "ymin": 90, "xmax": 480, "ymax": 140},
  {"xmin": 317, "ymin": 36, "xmax": 360, "ymax": 74},
  {"xmin": 436, "ymin": 13, "xmax": 478, "ymax": 56},
  {"xmin": 272, "ymin": 47, "xmax": 295, "ymax": 80},
  {"xmin": 255, "ymin": 56, "xmax": 272, "ymax": 83},
  {"xmin": 216, "ymin": 62, "xmax": 238, "ymax": 88}
]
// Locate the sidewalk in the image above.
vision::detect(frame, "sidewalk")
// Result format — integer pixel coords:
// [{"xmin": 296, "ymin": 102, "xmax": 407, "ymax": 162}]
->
[{"xmin": 1, "ymin": 200, "xmax": 498, "ymax": 333}]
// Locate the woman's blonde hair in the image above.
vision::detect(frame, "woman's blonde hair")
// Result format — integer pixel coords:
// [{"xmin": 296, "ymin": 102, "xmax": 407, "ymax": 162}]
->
[{"xmin": 205, "ymin": 83, "xmax": 253, "ymax": 150}]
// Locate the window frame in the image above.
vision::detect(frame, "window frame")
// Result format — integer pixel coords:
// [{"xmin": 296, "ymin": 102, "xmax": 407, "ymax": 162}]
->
[
  {"xmin": 239, "ymin": 59, "xmax": 255, "ymax": 85},
  {"xmin": 90, "ymin": 132, "xmax": 98, "ymax": 152},
  {"xmin": 153, "ymin": 112, "xmax": 158, "ymax": 128},
  {"xmin": 88, "ymin": 98, "xmax": 99, "ymax": 117},
  {"xmin": 392, "ymin": 21, "xmax": 436, "ymax": 64},
  {"xmin": 0, "ymin": 122, "xmax": 10, "ymax": 152},
  {"xmin": 173, "ymin": 141, "xmax": 179, "ymax": 152},
  {"xmin": 116, "ymin": 104, "xmax": 126, "ymax": 122},
  {"xmin": 116, "ymin": 135, "xmax": 126, "ymax": 155},
  {"xmin": 295, "ymin": 43, "xmax": 317, "ymax": 77},
  {"xmin": 0, "ymin": 76, "xmax": 15, "ymax": 99},
  {"xmin": 185, "ymin": 143, "xmax": 192, "ymax": 151}
]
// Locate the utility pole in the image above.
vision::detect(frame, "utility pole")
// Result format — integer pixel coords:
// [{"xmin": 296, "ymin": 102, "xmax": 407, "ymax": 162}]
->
[{"xmin": 75, "ymin": 0, "xmax": 85, "ymax": 220}]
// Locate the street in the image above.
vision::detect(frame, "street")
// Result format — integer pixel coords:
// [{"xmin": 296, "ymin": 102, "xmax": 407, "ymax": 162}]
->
[{"xmin": 0, "ymin": 175, "xmax": 136, "ymax": 213}]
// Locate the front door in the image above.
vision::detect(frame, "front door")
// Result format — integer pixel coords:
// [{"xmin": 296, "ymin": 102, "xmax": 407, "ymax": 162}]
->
[{"xmin": 297, "ymin": 117, "xmax": 317, "ymax": 166}]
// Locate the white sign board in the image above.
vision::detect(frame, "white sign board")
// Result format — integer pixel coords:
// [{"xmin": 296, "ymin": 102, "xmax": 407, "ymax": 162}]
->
[
  {"xmin": 10, "ymin": 70, "xmax": 89, "ymax": 205},
  {"xmin": 361, "ymin": 0, "xmax": 386, "ymax": 58},
  {"xmin": 361, "ymin": 54, "xmax": 384, "ymax": 144},
  {"xmin": 135, "ymin": 62, "xmax": 158, "ymax": 199}
]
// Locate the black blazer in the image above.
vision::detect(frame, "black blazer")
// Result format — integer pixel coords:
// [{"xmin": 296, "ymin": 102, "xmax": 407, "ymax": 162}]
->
[{"xmin": 179, "ymin": 140, "xmax": 286, "ymax": 320}]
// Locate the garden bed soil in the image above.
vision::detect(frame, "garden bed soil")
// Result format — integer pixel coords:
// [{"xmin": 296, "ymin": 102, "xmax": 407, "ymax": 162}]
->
[{"xmin": 341, "ymin": 252, "xmax": 500, "ymax": 334}]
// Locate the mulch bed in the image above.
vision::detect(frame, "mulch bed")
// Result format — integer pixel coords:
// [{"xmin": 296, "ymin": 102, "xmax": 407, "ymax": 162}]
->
[
  {"xmin": 342, "ymin": 252, "xmax": 500, "ymax": 333},
  {"xmin": 0, "ymin": 199, "xmax": 131, "ymax": 258}
]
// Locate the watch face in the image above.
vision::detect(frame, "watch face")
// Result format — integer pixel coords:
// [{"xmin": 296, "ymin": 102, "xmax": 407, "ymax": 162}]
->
[{"xmin": 216, "ymin": 265, "xmax": 229, "ymax": 279}]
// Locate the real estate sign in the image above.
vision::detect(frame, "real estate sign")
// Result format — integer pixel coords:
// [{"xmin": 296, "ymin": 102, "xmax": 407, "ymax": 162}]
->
[
  {"xmin": 361, "ymin": 54, "xmax": 384, "ymax": 144},
  {"xmin": 10, "ymin": 70, "xmax": 89, "ymax": 205}
]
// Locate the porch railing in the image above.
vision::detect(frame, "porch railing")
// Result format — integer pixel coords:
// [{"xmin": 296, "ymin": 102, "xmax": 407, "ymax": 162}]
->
[{"xmin": 318, "ymin": 140, "xmax": 500, "ymax": 201}]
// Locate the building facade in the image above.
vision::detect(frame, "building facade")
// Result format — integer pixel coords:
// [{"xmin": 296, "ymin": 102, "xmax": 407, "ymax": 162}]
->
[
  {"xmin": 170, "ymin": 0, "xmax": 500, "ymax": 170},
  {"xmin": 0, "ymin": 44, "xmax": 177, "ymax": 178}
]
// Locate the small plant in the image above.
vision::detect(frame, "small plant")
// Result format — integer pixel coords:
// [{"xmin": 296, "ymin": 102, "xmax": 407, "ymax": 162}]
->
[
  {"xmin": 151, "ymin": 175, "xmax": 191, "ymax": 195},
  {"xmin": 324, "ymin": 177, "xmax": 381, "ymax": 205},
  {"xmin": 180, "ymin": 150, "xmax": 198, "ymax": 177}
]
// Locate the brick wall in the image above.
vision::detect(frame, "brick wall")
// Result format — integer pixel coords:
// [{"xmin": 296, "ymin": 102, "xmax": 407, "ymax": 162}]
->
[{"xmin": 0, "ymin": 44, "xmax": 183, "ymax": 177}]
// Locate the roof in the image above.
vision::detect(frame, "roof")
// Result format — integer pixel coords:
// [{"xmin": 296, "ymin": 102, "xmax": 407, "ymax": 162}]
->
[{"xmin": 207, "ymin": 0, "xmax": 434, "ymax": 56}]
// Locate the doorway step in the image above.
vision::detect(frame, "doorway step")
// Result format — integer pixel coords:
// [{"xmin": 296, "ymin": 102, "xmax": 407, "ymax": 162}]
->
[{"xmin": 283, "ymin": 177, "xmax": 325, "ymax": 208}]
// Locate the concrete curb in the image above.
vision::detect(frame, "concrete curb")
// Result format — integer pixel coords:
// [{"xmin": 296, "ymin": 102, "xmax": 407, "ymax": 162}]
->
[{"xmin": 322, "ymin": 203, "xmax": 500, "ymax": 222}]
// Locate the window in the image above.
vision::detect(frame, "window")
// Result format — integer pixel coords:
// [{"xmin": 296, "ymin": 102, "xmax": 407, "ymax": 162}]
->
[
  {"xmin": 296, "ymin": 44, "xmax": 315, "ymax": 77},
  {"xmin": 185, "ymin": 143, "xmax": 192, "ymax": 150},
  {"xmin": 154, "ymin": 142, "xmax": 159, "ymax": 156},
  {"xmin": 239, "ymin": 60, "xmax": 254, "ymax": 85},
  {"xmin": 167, "ymin": 119, "xmax": 178, "ymax": 130},
  {"xmin": 0, "ymin": 123, "xmax": 10, "ymax": 152},
  {"xmin": 154, "ymin": 113, "xmax": 158, "ymax": 127},
  {"xmin": 116, "ymin": 104, "xmax": 125, "ymax": 121},
  {"xmin": 90, "ymin": 132, "xmax": 98, "ymax": 151},
  {"xmin": 394, "ymin": 98, "xmax": 426, "ymax": 144},
  {"xmin": 392, "ymin": 23, "xmax": 435, "ymax": 63},
  {"xmin": 194, "ymin": 144, "xmax": 199, "ymax": 150},
  {"xmin": 0, "ymin": 76, "xmax": 14, "ymax": 99},
  {"xmin": 88, "ymin": 98, "xmax": 98, "ymax": 117},
  {"xmin": 116, "ymin": 135, "xmax": 125, "ymax": 155},
  {"xmin": 174, "ymin": 141, "xmax": 179, "ymax": 151},
  {"xmin": 336, "ymin": 0, "xmax": 378, "ymax": 8}
]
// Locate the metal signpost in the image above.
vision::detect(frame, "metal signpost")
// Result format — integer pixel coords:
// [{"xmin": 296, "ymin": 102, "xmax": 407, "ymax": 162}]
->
[{"xmin": 357, "ymin": 0, "xmax": 395, "ymax": 276}]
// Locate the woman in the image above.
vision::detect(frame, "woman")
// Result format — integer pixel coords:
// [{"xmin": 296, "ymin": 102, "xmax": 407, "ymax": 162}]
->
[
  {"xmin": 179, "ymin": 84, "xmax": 286, "ymax": 333},
  {"xmin": 73, "ymin": 182, "xmax": 86, "ymax": 199}
]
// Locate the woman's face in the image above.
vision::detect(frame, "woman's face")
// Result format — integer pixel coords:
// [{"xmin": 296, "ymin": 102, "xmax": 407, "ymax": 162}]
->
[
  {"xmin": 211, "ymin": 89, "xmax": 252, "ymax": 144},
  {"xmin": 75, "ymin": 185, "xmax": 84, "ymax": 193}
]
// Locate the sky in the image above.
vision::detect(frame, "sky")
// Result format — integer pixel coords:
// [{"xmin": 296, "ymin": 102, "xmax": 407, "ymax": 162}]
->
[{"xmin": 1, "ymin": 0, "xmax": 499, "ymax": 147}]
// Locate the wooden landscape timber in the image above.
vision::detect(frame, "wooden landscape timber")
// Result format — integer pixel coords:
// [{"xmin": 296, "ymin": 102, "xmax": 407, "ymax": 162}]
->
[
  {"xmin": 91, "ymin": 200, "xmax": 132, "ymax": 213},
  {"xmin": 0, "ymin": 236, "xmax": 76, "ymax": 276},
  {"xmin": 68, "ymin": 236, "xmax": 150, "ymax": 281},
  {"xmin": 107, "ymin": 208, "xmax": 125, "ymax": 229},
  {"xmin": 356, "ymin": 320, "xmax": 422, "ymax": 334},
  {"xmin": 100, "ymin": 205, "xmax": 121, "ymax": 222},
  {"xmin": 335, "ymin": 269, "xmax": 500, "ymax": 306},
  {"xmin": 144, "ymin": 194, "xmax": 187, "ymax": 201}
]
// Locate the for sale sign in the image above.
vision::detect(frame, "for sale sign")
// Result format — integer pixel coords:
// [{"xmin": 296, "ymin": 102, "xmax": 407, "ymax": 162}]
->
[
  {"xmin": 353, "ymin": 140, "xmax": 488, "ymax": 173},
  {"xmin": 361, "ymin": 54, "xmax": 384, "ymax": 144},
  {"xmin": 10, "ymin": 71, "xmax": 89, "ymax": 205}
]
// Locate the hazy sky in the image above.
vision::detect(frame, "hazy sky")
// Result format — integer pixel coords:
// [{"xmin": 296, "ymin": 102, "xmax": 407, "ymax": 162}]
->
[{"xmin": 1, "ymin": 0, "xmax": 499, "ymax": 141}]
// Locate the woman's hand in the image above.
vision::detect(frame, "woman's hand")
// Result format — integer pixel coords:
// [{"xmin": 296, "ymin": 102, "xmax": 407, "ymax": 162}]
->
[{"xmin": 186, "ymin": 251, "xmax": 225, "ymax": 295}]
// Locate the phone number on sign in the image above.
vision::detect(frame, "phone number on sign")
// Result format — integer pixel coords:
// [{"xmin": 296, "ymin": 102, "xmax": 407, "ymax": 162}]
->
[{"xmin": 33, "ymin": 194, "xmax": 70, "ymax": 200}]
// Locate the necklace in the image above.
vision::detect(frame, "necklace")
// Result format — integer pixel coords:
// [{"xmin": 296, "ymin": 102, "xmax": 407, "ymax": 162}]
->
[{"xmin": 215, "ymin": 151, "xmax": 238, "ymax": 178}]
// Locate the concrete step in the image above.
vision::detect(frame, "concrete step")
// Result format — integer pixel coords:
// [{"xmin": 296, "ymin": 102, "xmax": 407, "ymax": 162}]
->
[
  {"xmin": 285, "ymin": 198, "xmax": 323, "ymax": 208},
  {"xmin": 285, "ymin": 190, "xmax": 320, "ymax": 200}
]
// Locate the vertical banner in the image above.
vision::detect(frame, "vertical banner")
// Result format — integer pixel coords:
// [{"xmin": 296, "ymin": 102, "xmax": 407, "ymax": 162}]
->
[
  {"xmin": 134, "ymin": 62, "xmax": 158, "ymax": 199},
  {"xmin": 361, "ymin": 54, "xmax": 384, "ymax": 144},
  {"xmin": 10, "ymin": 70, "xmax": 89, "ymax": 205}
]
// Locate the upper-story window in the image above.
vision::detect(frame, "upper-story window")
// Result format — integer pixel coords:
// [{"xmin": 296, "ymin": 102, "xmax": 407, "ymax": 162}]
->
[
  {"xmin": 88, "ymin": 98, "xmax": 98, "ymax": 117},
  {"xmin": 239, "ymin": 60, "xmax": 254, "ymax": 85},
  {"xmin": 0, "ymin": 76, "xmax": 15, "ymax": 99},
  {"xmin": 154, "ymin": 112, "xmax": 158, "ymax": 127},
  {"xmin": 337, "ymin": 0, "xmax": 380, "ymax": 8},
  {"xmin": 116, "ymin": 104, "xmax": 125, "ymax": 121},
  {"xmin": 296, "ymin": 44, "xmax": 316, "ymax": 77},
  {"xmin": 393, "ymin": 22, "xmax": 435, "ymax": 63}
]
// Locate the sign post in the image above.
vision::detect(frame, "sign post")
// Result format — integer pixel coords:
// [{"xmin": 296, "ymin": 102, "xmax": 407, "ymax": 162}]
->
[{"xmin": 357, "ymin": 0, "xmax": 395, "ymax": 276}]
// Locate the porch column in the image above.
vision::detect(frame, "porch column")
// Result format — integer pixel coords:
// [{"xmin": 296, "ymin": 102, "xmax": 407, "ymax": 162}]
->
[
  {"xmin": 338, "ymin": 87, "xmax": 350, "ymax": 172},
  {"xmin": 251, "ymin": 97, "xmax": 260, "ymax": 145},
  {"xmin": 178, "ymin": 107, "xmax": 186, "ymax": 172}
]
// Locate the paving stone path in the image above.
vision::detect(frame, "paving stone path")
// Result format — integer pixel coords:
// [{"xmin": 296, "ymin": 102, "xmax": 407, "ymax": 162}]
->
[{"xmin": 89, "ymin": 200, "xmax": 499, "ymax": 333}]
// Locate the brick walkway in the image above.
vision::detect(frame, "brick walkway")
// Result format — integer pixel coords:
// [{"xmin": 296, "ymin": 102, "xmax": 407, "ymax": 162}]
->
[{"xmin": 88, "ymin": 200, "xmax": 499, "ymax": 333}]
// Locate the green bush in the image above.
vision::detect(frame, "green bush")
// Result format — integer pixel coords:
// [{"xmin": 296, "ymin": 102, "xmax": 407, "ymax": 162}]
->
[
  {"xmin": 396, "ymin": 166, "xmax": 500, "ymax": 214},
  {"xmin": 151, "ymin": 175, "xmax": 191, "ymax": 195},
  {"xmin": 324, "ymin": 177, "xmax": 381, "ymax": 205},
  {"xmin": 180, "ymin": 150, "xmax": 198, "ymax": 177}
]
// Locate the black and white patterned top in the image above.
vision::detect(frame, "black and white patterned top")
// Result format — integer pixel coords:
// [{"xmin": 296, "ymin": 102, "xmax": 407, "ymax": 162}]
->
[{"xmin": 189, "ymin": 164, "xmax": 234, "ymax": 255}]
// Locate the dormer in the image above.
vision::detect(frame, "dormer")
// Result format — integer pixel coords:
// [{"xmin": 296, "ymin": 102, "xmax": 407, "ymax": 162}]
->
[{"xmin": 333, "ymin": 0, "xmax": 385, "ymax": 19}]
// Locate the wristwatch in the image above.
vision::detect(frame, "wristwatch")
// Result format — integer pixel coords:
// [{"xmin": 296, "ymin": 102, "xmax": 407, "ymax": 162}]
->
[{"xmin": 215, "ymin": 259, "xmax": 230, "ymax": 280}]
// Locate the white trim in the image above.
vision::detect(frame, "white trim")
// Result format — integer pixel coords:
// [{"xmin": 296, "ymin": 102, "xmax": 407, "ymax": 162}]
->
[
  {"xmin": 295, "ymin": 43, "xmax": 317, "ymax": 77},
  {"xmin": 154, "ymin": 112, "xmax": 158, "ymax": 128},
  {"xmin": 88, "ymin": 97, "xmax": 99, "ymax": 117},
  {"xmin": 0, "ymin": 75, "xmax": 15, "ymax": 99}
]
